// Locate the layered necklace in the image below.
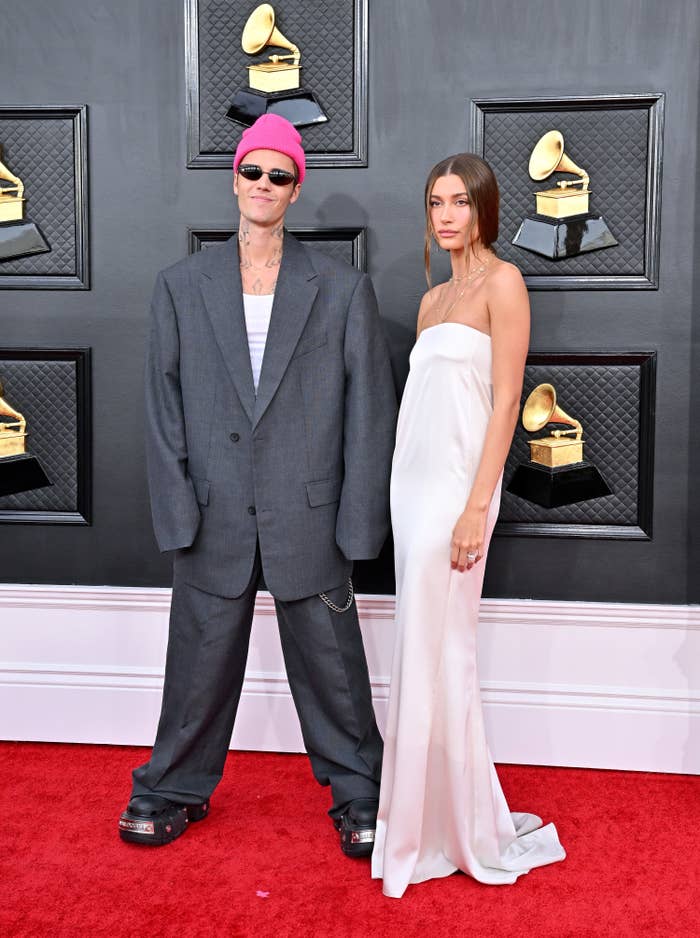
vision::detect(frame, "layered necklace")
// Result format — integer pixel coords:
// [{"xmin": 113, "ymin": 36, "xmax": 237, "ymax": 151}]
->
[{"xmin": 438, "ymin": 251, "xmax": 495, "ymax": 323}]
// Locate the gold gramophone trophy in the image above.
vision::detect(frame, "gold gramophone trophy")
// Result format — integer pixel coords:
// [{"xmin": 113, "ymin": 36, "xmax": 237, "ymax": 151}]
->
[
  {"xmin": 506, "ymin": 383, "xmax": 611, "ymax": 508},
  {"xmin": 0, "ymin": 145, "xmax": 50, "ymax": 261},
  {"xmin": 0, "ymin": 377, "xmax": 51, "ymax": 497},
  {"xmin": 511, "ymin": 130, "xmax": 618, "ymax": 259},
  {"xmin": 226, "ymin": 3, "xmax": 328, "ymax": 128}
]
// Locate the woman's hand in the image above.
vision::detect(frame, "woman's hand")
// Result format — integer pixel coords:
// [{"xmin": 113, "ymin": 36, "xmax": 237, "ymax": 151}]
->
[{"xmin": 451, "ymin": 505, "xmax": 487, "ymax": 572}]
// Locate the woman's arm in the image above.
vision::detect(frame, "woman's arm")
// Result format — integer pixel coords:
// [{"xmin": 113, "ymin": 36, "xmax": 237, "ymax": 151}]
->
[{"xmin": 451, "ymin": 262, "xmax": 530, "ymax": 572}]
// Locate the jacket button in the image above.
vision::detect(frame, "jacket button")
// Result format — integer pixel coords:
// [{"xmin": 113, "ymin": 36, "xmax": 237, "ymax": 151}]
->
[
  {"xmin": 248, "ymin": 506, "xmax": 256, "ymax": 515},
  {"xmin": 230, "ymin": 432, "xmax": 240, "ymax": 442}
]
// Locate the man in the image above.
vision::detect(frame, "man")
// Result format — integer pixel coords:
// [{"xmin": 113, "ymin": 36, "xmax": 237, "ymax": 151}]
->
[{"xmin": 118, "ymin": 115, "xmax": 397, "ymax": 856}]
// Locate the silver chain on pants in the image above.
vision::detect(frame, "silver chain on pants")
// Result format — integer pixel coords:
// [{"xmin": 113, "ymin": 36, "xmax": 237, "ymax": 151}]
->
[{"xmin": 319, "ymin": 578, "xmax": 354, "ymax": 613}]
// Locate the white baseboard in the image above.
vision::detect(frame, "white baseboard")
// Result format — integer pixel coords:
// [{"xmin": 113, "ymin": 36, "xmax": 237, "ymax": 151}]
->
[{"xmin": 1, "ymin": 584, "xmax": 698, "ymax": 774}]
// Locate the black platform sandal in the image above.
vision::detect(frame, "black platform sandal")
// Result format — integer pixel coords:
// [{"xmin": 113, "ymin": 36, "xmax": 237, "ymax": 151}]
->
[
  {"xmin": 334, "ymin": 798, "xmax": 378, "ymax": 858},
  {"xmin": 118, "ymin": 794, "xmax": 209, "ymax": 845}
]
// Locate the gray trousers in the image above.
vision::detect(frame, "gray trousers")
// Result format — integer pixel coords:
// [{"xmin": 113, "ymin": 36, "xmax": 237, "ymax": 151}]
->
[{"xmin": 131, "ymin": 555, "xmax": 383, "ymax": 818}]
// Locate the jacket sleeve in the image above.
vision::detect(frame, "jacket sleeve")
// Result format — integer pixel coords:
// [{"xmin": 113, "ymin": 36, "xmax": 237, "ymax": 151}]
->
[
  {"xmin": 336, "ymin": 273, "xmax": 398, "ymax": 560},
  {"xmin": 144, "ymin": 271, "xmax": 201, "ymax": 552}
]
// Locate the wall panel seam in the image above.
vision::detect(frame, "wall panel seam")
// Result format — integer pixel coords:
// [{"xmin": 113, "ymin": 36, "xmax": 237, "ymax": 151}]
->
[{"xmin": 0, "ymin": 585, "xmax": 698, "ymax": 629}]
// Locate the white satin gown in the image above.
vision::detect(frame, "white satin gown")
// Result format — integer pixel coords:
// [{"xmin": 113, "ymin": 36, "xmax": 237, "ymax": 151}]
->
[{"xmin": 372, "ymin": 322, "xmax": 565, "ymax": 899}]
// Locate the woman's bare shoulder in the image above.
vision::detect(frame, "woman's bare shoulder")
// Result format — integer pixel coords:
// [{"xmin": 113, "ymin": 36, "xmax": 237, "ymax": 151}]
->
[
  {"xmin": 486, "ymin": 258, "xmax": 528, "ymax": 307},
  {"xmin": 422, "ymin": 283, "xmax": 446, "ymax": 304},
  {"xmin": 416, "ymin": 285, "xmax": 442, "ymax": 333},
  {"xmin": 488, "ymin": 257, "xmax": 525, "ymax": 287},
  {"xmin": 418, "ymin": 284, "xmax": 443, "ymax": 315}
]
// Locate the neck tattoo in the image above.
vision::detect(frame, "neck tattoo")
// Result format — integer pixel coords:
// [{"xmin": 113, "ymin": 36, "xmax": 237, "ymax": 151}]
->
[{"xmin": 238, "ymin": 221, "xmax": 284, "ymax": 272}]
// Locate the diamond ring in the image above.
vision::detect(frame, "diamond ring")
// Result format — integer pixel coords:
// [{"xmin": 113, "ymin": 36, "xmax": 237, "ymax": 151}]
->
[{"xmin": 466, "ymin": 552, "xmax": 477, "ymax": 562}]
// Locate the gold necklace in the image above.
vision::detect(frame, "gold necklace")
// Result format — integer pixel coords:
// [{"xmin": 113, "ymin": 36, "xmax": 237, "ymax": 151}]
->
[{"xmin": 439, "ymin": 253, "xmax": 494, "ymax": 322}]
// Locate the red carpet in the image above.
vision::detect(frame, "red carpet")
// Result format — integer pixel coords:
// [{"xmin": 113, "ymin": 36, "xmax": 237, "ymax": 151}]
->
[{"xmin": 1, "ymin": 742, "xmax": 698, "ymax": 938}]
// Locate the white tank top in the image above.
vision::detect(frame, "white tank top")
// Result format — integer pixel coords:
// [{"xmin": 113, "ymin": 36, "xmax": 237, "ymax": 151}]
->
[{"xmin": 243, "ymin": 293, "xmax": 274, "ymax": 392}]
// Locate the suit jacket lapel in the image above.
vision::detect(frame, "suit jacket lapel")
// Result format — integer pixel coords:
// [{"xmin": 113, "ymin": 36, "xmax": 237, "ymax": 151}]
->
[
  {"xmin": 199, "ymin": 237, "xmax": 256, "ymax": 424},
  {"xmin": 253, "ymin": 233, "xmax": 318, "ymax": 428}
]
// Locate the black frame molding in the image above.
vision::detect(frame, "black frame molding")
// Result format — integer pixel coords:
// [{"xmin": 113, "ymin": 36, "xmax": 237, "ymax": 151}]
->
[
  {"xmin": 470, "ymin": 93, "xmax": 664, "ymax": 290},
  {"xmin": 495, "ymin": 350, "xmax": 656, "ymax": 540},
  {"xmin": 0, "ymin": 348, "xmax": 91, "ymax": 525},
  {"xmin": 188, "ymin": 225, "xmax": 367, "ymax": 271},
  {"xmin": 0, "ymin": 105, "xmax": 89, "ymax": 290},
  {"xmin": 185, "ymin": 0, "xmax": 369, "ymax": 169}
]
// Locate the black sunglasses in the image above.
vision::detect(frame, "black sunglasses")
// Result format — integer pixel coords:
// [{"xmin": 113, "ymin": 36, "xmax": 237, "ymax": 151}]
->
[{"xmin": 238, "ymin": 164, "xmax": 297, "ymax": 186}]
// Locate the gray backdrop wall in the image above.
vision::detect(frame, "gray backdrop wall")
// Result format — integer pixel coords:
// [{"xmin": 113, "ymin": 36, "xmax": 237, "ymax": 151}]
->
[{"xmin": 1, "ymin": 0, "xmax": 698, "ymax": 603}]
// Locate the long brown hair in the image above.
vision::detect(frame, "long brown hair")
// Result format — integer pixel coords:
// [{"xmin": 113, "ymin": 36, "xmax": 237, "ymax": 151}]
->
[{"xmin": 423, "ymin": 153, "xmax": 499, "ymax": 286}]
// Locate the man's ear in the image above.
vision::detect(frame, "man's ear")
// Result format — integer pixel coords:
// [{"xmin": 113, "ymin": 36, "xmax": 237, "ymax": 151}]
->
[{"xmin": 289, "ymin": 183, "xmax": 301, "ymax": 204}]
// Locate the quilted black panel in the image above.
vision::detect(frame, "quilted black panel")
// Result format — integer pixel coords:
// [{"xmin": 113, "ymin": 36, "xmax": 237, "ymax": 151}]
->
[
  {"xmin": 0, "ymin": 359, "xmax": 77, "ymax": 512},
  {"xmin": 0, "ymin": 117, "xmax": 76, "ymax": 276},
  {"xmin": 481, "ymin": 108, "xmax": 649, "ymax": 277},
  {"xmin": 196, "ymin": 0, "xmax": 357, "ymax": 156},
  {"xmin": 499, "ymin": 363, "xmax": 641, "ymax": 525}
]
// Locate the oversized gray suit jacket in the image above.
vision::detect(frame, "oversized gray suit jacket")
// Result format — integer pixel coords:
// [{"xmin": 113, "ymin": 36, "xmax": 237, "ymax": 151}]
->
[{"xmin": 145, "ymin": 232, "xmax": 397, "ymax": 601}]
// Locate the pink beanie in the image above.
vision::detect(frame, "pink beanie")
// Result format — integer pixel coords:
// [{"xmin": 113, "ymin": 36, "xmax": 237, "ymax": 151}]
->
[{"xmin": 233, "ymin": 114, "xmax": 306, "ymax": 185}]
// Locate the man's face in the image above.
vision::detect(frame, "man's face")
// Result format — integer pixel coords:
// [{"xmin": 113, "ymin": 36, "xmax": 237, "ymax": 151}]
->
[{"xmin": 234, "ymin": 148, "xmax": 301, "ymax": 228}]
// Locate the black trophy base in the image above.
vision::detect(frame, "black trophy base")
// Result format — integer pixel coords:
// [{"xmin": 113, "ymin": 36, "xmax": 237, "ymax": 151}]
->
[
  {"xmin": 506, "ymin": 460, "xmax": 612, "ymax": 509},
  {"xmin": 226, "ymin": 88, "xmax": 328, "ymax": 129},
  {"xmin": 0, "ymin": 219, "xmax": 51, "ymax": 261},
  {"xmin": 511, "ymin": 212, "xmax": 618, "ymax": 260},
  {"xmin": 0, "ymin": 453, "xmax": 52, "ymax": 497}
]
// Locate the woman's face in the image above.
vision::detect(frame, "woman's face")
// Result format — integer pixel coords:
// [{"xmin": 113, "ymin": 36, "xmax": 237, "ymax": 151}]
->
[{"xmin": 428, "ymin": 174, "xmax": 478, "ymax": 251}]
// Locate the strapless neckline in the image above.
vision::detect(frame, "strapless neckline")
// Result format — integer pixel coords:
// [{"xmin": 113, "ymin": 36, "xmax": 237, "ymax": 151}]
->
[{"xmin": 419, "ymin": 321, "xmax": 491, "ymax": 342}]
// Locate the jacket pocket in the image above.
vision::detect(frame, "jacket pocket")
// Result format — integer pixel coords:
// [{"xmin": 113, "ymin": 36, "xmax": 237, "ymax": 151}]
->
[
  {"xmin": 306, "ymin": 477, "xmax": 342, "ymax": 507},
  {"xmin": 190, "ymin": 474, "xmax": 210, "ymax": 506},
  {"xmin": 292, "ymin": 329, "xmax": 327, "ymax": 358}
]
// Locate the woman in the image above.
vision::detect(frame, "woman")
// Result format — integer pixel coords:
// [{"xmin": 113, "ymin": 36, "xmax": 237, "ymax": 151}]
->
[{"xmin": 371, "ymin": 154, "xmax": 565, "ymax": 898}]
